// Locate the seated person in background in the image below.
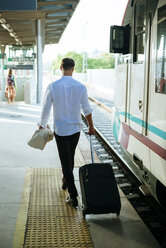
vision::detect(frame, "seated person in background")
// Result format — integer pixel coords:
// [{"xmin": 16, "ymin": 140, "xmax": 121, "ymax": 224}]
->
[{"xmin": 159, "ymin": 72, "xmax": 166, "ymax": 93}]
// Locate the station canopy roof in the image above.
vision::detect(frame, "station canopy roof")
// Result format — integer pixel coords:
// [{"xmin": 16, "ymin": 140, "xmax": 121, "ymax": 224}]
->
[{"xmin": 0, "ymin": 0, "xmax": 80, "ymax": 46}]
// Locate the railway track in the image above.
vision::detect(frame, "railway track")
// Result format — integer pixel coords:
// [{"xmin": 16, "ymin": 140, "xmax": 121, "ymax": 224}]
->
[{"xmin": 81, "ymin": 96, "xmax": 166, "ymax": 248}]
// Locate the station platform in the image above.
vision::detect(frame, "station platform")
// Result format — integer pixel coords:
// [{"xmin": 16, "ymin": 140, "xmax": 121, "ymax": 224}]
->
[{"xmin": 0, "ymin": 102, "xmax": 161, "ymax": 248}]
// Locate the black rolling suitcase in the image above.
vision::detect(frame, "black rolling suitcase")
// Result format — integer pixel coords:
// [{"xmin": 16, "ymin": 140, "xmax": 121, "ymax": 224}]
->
[{"xmin": 79, "ymin": 136, "xmax": 121, "ymax": 217}]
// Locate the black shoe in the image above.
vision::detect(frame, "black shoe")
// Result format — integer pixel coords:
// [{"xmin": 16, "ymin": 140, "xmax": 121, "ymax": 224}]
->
[
  {"xmin": 66, "ymin": 196, "xmax": 78, "ymax": 207},
  {"xmin": 62, "ymin": 182, "xmax": 67, "ymax": 190}
]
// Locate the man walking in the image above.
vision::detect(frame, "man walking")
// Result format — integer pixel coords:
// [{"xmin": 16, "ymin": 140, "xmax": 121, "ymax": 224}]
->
[{"xmin": 39, "ymin": 58, "xmax": 95, "ymax": 207}]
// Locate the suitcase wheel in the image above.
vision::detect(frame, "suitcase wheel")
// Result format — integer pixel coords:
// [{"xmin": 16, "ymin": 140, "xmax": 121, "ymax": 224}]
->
[
  {"xmin": 116, "ymin": 211, "xmax": 120, "ymax": 217},
  {"xmin": 82, "ymin": 210, "xmax": 86, "ymax": 218}
]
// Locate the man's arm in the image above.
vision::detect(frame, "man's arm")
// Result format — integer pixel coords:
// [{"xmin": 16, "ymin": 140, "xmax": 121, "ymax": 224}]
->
[
  {"xmin": 81, "ymin": 87, "xmax": 95, "ymax": 135},
  {"xmin": 39, "ymin": 85, "xmax": 52, "ymax": 129},
  {"xmin": 85, "ymin": 113, "xmax": 95, "ymax": 135}
]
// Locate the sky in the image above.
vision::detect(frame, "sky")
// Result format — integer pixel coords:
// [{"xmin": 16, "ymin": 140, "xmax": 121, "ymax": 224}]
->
[{"xmin": 43, "ymin": 0, "xmax": 128, "ymax": 62}]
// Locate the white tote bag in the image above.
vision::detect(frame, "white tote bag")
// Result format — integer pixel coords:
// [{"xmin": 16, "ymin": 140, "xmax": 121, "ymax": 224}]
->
[{"xmin": 28, "ymin": 128, "xmax": 54, "ymax": 150}]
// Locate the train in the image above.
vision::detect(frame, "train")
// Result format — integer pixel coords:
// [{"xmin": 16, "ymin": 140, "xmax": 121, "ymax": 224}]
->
[{"xmin": 110, "ymin": 0, "xmax": 166, "ymax": 208}]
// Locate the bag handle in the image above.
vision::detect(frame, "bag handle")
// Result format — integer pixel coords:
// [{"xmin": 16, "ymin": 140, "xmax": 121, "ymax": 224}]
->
[{"xmin": 89, "ymin": 135, "xmax": 94, "ymax": 163}]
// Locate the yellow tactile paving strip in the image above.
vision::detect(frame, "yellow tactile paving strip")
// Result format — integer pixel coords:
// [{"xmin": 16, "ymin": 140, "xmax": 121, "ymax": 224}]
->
[
  {"xmin": 75, "ymin": 147, "xmax": 86, "ymax": 167},
  {"xmin": 13, "ymin": 148, "xmax": 93, "ymax": 248}
]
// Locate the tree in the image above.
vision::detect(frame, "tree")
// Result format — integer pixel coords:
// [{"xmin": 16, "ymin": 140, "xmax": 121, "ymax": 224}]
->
[
  {"xmin": 52, "ymin": 52, "xmax": 83, "ymax": 73},
  {"xmin": 52, "ymin": 51, "xmax": 115, "ymax": 72},
  {"xmin": 52, "ymin": 54, "xmax": 63, "ymax": 72},
  {"xmin": 87, "ymin": 53, "xmax": 115, "ymax": 69},
  {"xmin": 65, "ymin": 52, "xmax": 83, "ymax": 72}
]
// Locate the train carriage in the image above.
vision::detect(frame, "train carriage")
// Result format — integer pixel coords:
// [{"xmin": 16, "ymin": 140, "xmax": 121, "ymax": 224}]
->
[{"xmin": 110, "ymin": 0, "xmax": 166, "ymax": 207}]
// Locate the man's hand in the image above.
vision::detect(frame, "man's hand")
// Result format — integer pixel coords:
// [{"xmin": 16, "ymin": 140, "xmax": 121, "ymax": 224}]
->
[
  {"xmin": 39, "ymin": 125, "xmax": 50, "ymax": 130},
  {"xmin": 87, "ymin": 126, "xmax": 95, "ymax": 135},
  {"xmin": 85, "ymin": 113, "xmax": 95, "ymax": 135}
]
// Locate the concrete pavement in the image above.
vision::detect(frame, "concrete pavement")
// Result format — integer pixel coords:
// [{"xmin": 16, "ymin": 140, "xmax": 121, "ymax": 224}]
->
[
  {"xmin": 0, "ymin": 102, "xmax": 60, "ymax": 248},
  {"xmin": 0, "ymin": 102, "xmax": 161, "ymax": 248}
]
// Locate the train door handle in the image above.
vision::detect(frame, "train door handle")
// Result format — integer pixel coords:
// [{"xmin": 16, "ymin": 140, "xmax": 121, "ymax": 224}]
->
[{"xmin": 139, "ymin": 100, "xmax": 143, "ymax": 111}]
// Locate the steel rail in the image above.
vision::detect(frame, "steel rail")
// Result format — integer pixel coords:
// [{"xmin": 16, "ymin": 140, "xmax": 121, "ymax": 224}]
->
[
  {"xmin": 81, "ymin": 113, "xmax": 141, "ymax": 186},
  {"xmin": 83, "ymin": 96, "xmax": 166, "ymax": 247},
  {"xmin": 88, "ymin": 97, "xmax": 112, "ymax": 113}
]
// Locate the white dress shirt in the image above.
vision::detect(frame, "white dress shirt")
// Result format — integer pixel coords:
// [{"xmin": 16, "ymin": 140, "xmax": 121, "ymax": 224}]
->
[{"xmin": 39, "ymin": 76, "xmax": 92, "ymax": 136}]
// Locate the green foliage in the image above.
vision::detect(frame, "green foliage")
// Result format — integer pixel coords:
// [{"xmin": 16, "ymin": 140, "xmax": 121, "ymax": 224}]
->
[
  {"xmin": 88, "ymin": 53, "xmax": 115, "ymax": 69},
  {"xmin": 52, "ymin": 54, "xmax": 63, "ymax": 71},
  {"xmin": 52, "ymin": 52, "xmax": 83, "ymax": 73},
  {"xmin": 65, "ymin": 52, "xmax": 83, "ymax": 73},
  {"xmin": 52, "ymin": 51, "xmax": 115, "ymax": 73}
]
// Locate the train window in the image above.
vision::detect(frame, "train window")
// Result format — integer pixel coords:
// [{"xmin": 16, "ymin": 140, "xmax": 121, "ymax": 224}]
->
[
  {"xmin": 155, "ymin": 5, "xmax": 166, "ymax": 94},
  {"xmin": 134, "ymin": 0, "xmax": 146, "ymax": 62}
]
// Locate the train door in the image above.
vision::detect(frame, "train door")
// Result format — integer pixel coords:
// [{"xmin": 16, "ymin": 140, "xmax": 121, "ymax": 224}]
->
[
  {"xmin": 148, "ymin": 2, "xmax": 166, "ymax": 188},
  {"xmin": 129, "ymin": 0, "xmax": 146, "ymax": 133}
]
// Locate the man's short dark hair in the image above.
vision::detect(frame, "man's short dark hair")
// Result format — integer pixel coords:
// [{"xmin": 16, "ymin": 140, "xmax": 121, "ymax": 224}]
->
[{"xmin": 61, "ymin": 58, "xmax": 75, "ymax": 70}]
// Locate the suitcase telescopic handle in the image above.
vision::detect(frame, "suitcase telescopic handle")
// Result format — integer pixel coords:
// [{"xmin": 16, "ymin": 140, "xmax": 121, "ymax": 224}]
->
[{"xmin": 90, "ymin": 135, "xmax": 94, "ymax": 163}]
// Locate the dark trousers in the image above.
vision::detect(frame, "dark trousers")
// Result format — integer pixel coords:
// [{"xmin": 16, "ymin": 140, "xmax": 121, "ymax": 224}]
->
[{"xmin": 54, "ymin": 132, "xmax": 80, "ymax": 199}]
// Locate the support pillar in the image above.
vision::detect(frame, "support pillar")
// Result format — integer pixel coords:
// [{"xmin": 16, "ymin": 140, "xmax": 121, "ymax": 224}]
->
[
  {"xmin": 36, "ymin": 19, "xmax": 43, "ymax": 104},
  {"xmin": 0, "ymin": 45, "xmax": 6, "ymax": 101}
]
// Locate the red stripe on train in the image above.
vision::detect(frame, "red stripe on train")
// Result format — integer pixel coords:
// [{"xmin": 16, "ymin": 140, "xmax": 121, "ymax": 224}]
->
[{"xmin": 120, "ymin": 122, "xmax": 166, "ymax": 160}]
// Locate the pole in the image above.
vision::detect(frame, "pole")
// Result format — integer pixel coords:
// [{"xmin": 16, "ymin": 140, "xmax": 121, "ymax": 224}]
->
[
  {"xmin": 0, "ymin": 45, "xmax": 6, "ymax": 100},
  {"xmin": 36, "ymin": 19, "xmax": 43, "ymax": 104}
]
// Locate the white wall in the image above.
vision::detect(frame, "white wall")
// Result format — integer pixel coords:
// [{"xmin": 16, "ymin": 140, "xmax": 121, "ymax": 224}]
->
[{"xmin": 86, "ymin": 69, "xmax": 115, "ymax": 89}]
